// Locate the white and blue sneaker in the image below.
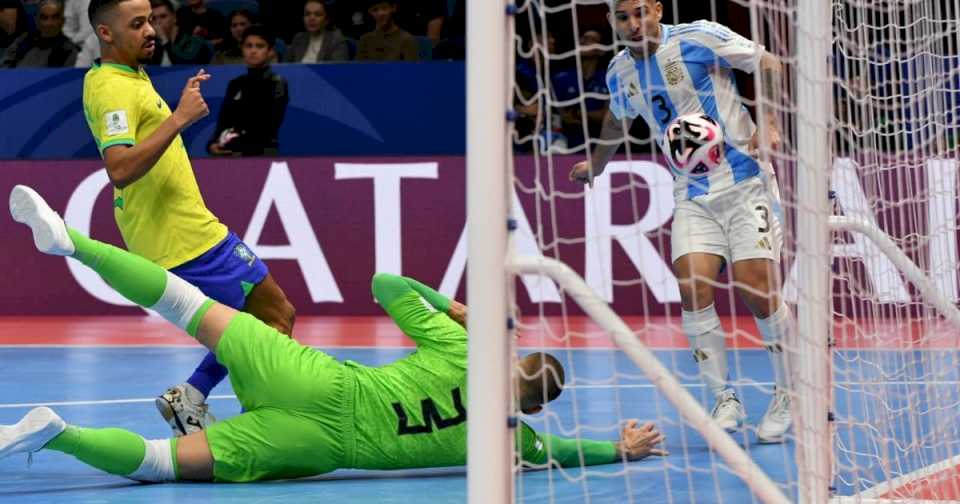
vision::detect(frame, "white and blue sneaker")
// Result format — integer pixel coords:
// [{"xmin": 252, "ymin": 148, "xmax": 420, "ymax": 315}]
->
[
  {"xmin": 0, "ymin": 407, "xmax": 66, "ymax": 460},
  {"xmin": 9, "ymin": 185, "xmax": 75, "ymax": 256},
  {"xmin": 711, "ymin": 390, "xmax": 747, "ymax": 432}
]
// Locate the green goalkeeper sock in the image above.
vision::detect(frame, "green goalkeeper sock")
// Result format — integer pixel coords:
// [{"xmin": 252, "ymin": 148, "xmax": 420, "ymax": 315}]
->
[
  {"xmin": 67, "ymin": 228, "xmax": 167, "ymax": 307},
  {"xmin": 66, "ymin": 228, "xmax": 213, "ymax": 337},
  {"xmin": 46, "ymin": 426, "xmax": 143, "ymax": 475}
]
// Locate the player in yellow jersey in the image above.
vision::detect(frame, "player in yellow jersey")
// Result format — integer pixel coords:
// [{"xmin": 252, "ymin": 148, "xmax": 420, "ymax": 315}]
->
[{"xmin": 83, "ymin": 0, "xmax": 296, "ymax": 436}]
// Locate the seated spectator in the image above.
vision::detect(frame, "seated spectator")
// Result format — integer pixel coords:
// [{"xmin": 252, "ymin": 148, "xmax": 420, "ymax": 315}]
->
[
  {"xmin": 284, "ymin": 0, "xmax": 347, "ymax": 63},
  {"xmin": 74, "ymin": 27, "xmax": 97, "ymax": 66},
  {"xmin": 356, "ymin": 0, "xmax": 418, "ymax": 62},
  {"xmin": 0, "ymin": 0, "xmax": 30, "ymax": 63},
  {"xmin": 394, "ymin": 0, "xmax": 444, "ymax": 47},
  {"xmin": 148, "ymin": 0, "xmax": 212, "ymax": 66},
  {"xmin": 553, "ymin": 29, "xmax": 611, "ymax": 147},
  {"xmin": 62, "ymin": 0, "xmax": 90, "ymax": 46},
  {"xmin": 212, "ymin": 8, "xmax": 253, "ymax": 65},
  {"xmin": 3, "ymin": 0, "xmax": 79, "ymax": 68},
  {"xmin": 208, "ymin": 24, "xmax": 289, "ymax": 157},
  {"xmin": 177, "ymin": 0, "xmax": 225, "ymax": 45}
]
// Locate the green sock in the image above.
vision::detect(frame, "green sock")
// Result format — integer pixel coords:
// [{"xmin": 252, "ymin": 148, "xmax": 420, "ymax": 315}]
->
[
  {"xmin": 45, "ymin": 425, "xmax": 146, "ymax": 476},
  {"xmin": 67, "ymin": 228, "xmax": 167, "ymax": 308}
]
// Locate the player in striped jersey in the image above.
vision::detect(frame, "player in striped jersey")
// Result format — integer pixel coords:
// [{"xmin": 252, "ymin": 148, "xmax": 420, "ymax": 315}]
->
[{"xmin": 570, "ymin": 0, "xmax": 795, "ymax": 443}]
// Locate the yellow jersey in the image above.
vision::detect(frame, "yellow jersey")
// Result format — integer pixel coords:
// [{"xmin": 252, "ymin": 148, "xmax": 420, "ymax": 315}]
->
[{"xmin": 82, "ymin": 61, "xmax": 227, "ymax": 269}]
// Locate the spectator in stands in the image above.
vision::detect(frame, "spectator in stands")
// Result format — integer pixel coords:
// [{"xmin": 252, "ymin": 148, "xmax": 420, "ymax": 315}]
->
[
  {"xmin": 3, "ymin": 0, "xmax": 79, "ymax": 68},
  {"xmin": 356, "ymin": 0, "xmax": 418, "ymax": 62},
  {"xmin": 66, "ymin": 0, "xmax": 99, "ymax": 67},
  {"xmin": 208, "ymin": 24, "xmax": 288, "ymax": 157},
  {"xmin": 0, "ymin": 0, "xmax": 30, "ymax": 64},
  {"xmin": 394, "ymin": 0, "xmax": 444, "ymax": 47},
  {"xmin": 148, "ymin": 0, "xmax": 212, "ymax": 66},
  {"xmin": 212, "ymin": 9, "xmax": 253, "ymax": 65},
  {"xmin": 177, "ymin": 0, "xmax": 225, "ymax": 45},
  {"xmin": 554, "ymin": 29, "xmax": 611, "ymax": 147},
  {"xmin": 63, "ymin": 0, "xmax": 90, "ymax": 46},
  {"xmin": 284, "ymin": 0, "xmax": 348, "ymax": 63}
]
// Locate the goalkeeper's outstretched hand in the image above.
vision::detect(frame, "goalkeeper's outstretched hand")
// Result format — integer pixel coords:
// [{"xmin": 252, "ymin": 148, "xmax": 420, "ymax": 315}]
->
[{"xmin": 615, "ymin": 420, "xmax": 668, "ymax": 461}]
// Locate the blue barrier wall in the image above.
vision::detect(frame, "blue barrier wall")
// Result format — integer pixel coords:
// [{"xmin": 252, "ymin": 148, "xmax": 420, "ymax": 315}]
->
[{"xmin": 0, "ymin": 62, "xmax": 465, "ymax": 159}]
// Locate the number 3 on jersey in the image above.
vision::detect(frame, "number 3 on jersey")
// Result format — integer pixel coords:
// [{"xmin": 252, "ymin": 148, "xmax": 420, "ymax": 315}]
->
[
  {"xmin": 652, "ymin": 94, "xmax": 673, "ymax": 126},
  {"xmin": 392, "ymin": 387, "xmax": 467, "ymax": 435}
]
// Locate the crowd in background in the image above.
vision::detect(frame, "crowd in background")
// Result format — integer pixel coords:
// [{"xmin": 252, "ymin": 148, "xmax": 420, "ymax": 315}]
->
[{"xmin": 0, "ymin": 0, "xmax": 466, "ymax": 68}]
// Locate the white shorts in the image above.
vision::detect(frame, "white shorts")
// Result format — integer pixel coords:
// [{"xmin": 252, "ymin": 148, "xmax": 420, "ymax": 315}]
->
[{"xmin": 670, "ymin": 175, "xmax": 784, "ymax": 265}]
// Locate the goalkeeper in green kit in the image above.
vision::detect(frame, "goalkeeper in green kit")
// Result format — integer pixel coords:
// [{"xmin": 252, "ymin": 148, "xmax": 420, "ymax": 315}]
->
[{"xmin": 1, "ymin": 185, "xmax": 667, "ymax": 483}]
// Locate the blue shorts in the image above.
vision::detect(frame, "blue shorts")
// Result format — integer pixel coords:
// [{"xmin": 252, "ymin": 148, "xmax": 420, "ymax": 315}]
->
[{"xmin": 170, "ymin": 232, "xmax": 268, "ymax": 310}]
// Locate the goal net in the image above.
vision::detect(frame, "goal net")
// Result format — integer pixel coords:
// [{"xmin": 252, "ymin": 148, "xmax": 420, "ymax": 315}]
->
[{"xmin": 466, "ymin": 0, "xmax": 960, "ymax": 502}]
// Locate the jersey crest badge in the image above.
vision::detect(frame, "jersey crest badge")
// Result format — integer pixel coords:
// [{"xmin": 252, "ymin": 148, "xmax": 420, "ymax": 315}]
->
[{"xmin": 665, "ymin": 60, "xmax": 684, "ymax": 85}]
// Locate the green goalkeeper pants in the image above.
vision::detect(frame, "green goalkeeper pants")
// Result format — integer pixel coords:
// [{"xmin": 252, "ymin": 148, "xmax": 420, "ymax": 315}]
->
[{"xmin": 205, "ymin": 313, "xmax": 357, "ymax": 482}]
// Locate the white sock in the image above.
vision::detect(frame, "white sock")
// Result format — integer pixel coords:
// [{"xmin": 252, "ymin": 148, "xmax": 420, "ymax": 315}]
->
[
  {"xmin": 683, "ymin": 304, "xmax": 730, "ymax": 399},
  {"xmin": 755, "ymin": 301, "xmax": 795, "ymax": 391},
  {"xmin": 150, "ymin": 272, "xmax": 209, "ymax": 332},
  {"xmin": 126, "ymin": 439, "xmax": 176, "ymax": 482}
]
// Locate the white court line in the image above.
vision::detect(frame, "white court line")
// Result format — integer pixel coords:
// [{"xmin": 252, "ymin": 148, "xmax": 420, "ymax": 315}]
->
[
  {"xmin": 3, "ymin": 381, "xmax": 958, "ymax": 409},
  {"xmin": 0, "ymin": 394, "xmax": 237, "ymax": 409}
]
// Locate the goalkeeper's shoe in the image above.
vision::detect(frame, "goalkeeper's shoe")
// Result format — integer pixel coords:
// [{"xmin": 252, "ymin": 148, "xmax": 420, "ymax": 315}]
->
[
  {"xmin": 0, "ymin": 407, "xmax": 66, "ymax": 460},
  {"xmin": 9, "ymin": 185, "xmax": 75, "ymax": 256},
  {"xmin": 757, "ymin": 387, "xmax": 792, "ymax": 443},
  {"xmin": 156, "ymin": 384, "xmax": 216, "ymax": 437},
  {"xmin": 711, "ymin": 390, "xmax": 747, "ymax": 432}
]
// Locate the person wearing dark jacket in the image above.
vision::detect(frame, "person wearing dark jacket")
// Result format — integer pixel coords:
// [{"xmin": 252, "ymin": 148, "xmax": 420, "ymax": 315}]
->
[
  {"xmin": 3, "ymin": 0, "xmax": 79, "ymax": 68},
  {"xmin": 208, "ymin": 24, "xmax": 288, "ymax": 157},
  {"xmin": 0, "ymin": 0, "xmax": 31, "ymax": 63},
  {"xmin": 284, "ymin": 0, "xmax": 348, "ymax": 63},
  {"xmin": 148, "ymin": 0, "xmax": 212, "ymax": 66}
]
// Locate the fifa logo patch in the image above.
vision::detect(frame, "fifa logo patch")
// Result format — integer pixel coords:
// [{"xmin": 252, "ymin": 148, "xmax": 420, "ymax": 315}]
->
[
  {"xmin": 234, "ymin": 243, "xmax": 256, "ymax": 267},
  {"xmin": 665, "ymin": 60, "xmax": 684, "ymax": 85}
]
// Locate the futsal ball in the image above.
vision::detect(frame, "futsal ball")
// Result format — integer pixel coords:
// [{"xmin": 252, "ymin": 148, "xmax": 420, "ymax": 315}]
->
[{"xmin": 665, "ymin": 113, "xmax": 724, "ymax": 175}]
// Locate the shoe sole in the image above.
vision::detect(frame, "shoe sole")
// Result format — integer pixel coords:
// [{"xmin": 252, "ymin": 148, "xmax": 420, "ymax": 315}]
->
[
  {"xmin": 0, "ymin": 407, "xmax": 65, "ymax": 459},
  {"xmin": 9, "ymin": 185, "xmax": 71, "ymax": 256},
  {"xmin": 155, "ymin": 396, "xmax": 188, "ymax": 437}
]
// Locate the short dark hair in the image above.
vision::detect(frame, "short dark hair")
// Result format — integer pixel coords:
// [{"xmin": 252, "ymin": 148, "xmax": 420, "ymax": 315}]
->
[
  {"xmin": 241, "ymin": 24, "xmax": 276, "ymax": 48},
  {"xmin": 88, "ymin": 0, "xmax": 131, "ymax": 26}
]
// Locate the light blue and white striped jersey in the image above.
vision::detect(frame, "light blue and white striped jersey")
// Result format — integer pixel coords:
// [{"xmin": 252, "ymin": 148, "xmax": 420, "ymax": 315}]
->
[{"xmin": 607, "ymin": 20, "xmax": 766, "ymax": 201}]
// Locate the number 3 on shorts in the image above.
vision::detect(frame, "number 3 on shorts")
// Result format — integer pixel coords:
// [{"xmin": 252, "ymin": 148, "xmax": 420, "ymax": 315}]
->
[{"xmin": 754, "ymin": 204, "xmax": 771, "ymax": 233}]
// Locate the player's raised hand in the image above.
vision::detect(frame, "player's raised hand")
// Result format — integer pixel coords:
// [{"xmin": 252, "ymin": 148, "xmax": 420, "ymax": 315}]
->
[
  {"xmin": 173, "ymin": 69, "xmax": 211, "ymax": 130},
  {"xmin": 615, "ymin": 420, "xmax": 668, "ymax": 461},
  {"xmin": 569, "ymin": 160, "xmax": 598, "ymax": 188}
]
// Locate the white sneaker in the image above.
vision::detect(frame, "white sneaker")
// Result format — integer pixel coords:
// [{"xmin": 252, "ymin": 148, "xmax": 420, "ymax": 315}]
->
[
  {"xmin": 9, "ymin": 185, "xmax": 75, "ymax": 256},
  {"xmin": 0, "ymin": 407, "xmax": 66, "ymax": 460},
  {"xmin": 711, "ymin": 390, "xmax": 747, "ymax": 432},
  {"xmin": 155, "ymin": 384, "xmax": 216, "ymax": 437},
  {"xmin": 757, "ymin": 388, "xmax": 792, "ymax": 443}
]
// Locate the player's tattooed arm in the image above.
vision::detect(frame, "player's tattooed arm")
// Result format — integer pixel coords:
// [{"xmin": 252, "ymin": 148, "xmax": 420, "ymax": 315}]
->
[{"xmin": 753, "ymin": 50, "xmax": 783, "ymax": 153}]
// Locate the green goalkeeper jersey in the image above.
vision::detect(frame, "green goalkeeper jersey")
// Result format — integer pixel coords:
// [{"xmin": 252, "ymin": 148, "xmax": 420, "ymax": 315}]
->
[{"xmin": 346, "ymin": 274, "xmax": 618, "ymax": 470}]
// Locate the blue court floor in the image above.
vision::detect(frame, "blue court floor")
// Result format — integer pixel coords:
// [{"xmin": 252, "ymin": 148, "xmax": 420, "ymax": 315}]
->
[{"xmin": 1, "ymin": 344, "xmax": 958, "ymax": 503}]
